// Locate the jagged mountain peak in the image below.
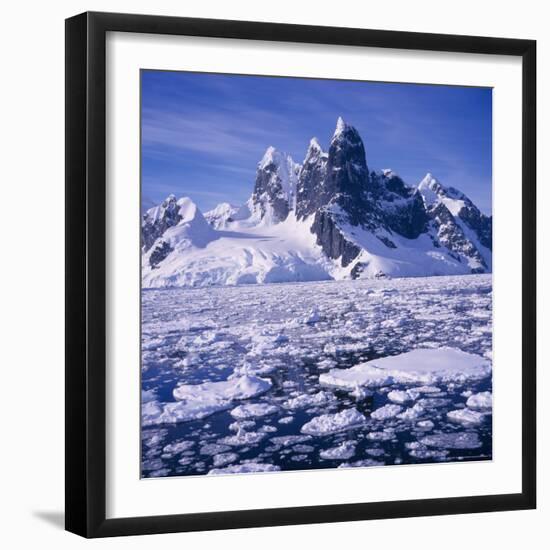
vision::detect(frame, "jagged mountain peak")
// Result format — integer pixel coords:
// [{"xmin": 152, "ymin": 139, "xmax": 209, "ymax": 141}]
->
[
  {"xmin": 306, "ymin": 137, "xmax": 325, "ymax": 156},
  {"xmin": 249, "ymin": 147, "xmax": 300, "ymax": 224},
  {"xmin": 331, "ymin": 116, "xmax": 361, "ymax": 144},
  {"xmin": 142, "ymin": 118, "xmax": 492, "ymax": 287}
]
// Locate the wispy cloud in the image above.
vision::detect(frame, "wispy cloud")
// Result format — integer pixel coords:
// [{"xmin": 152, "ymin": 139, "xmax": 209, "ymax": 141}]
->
[{"xmin": 141, "ymin": 71, "xmax": 492, "ymax": 213}]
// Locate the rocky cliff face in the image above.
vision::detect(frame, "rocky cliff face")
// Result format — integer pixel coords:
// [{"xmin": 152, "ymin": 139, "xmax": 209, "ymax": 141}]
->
[
  {"xmin": 141, "ymin": 194, "xmax": 182, "ymax": 252},
  {"xmin": 248, "ymin": 146, "xmax": 300, "ymax": 223}
]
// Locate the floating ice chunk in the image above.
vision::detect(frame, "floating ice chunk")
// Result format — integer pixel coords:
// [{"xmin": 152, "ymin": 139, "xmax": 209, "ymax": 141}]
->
[
  {"xmin": 320, "ymin": 348, "xmax": 491, "ymax": 390},
  {"xmin": 143, "ymin": 374, "xmax": 274, "ymax": 426},
  {"xmin": 148, "ymin": 468, "xmax": 172, "ymax": 477},
  {"xmin": 447, "ymin": 408, "xmax": 485, "ymax": 426},
  {"xmin": 162, "ymin": 440, "xmax": 194, "ymax": 456},
  {"xmin": 371, "ymin": 404, "xmax": 403, "ymax": 420},
  {"xmin": 200, "ymin": 443, "xmax": 231, "ymax": 456},
  {"xmin": 397, "ymin": 403, "xmax": 425, "ymax": 421},
  {"xmin": 408, "ymin": 448, "xmax": 449, "ymax": 460},
  {"xmin": 219, "ymin": 430, "xmax": 267, "ymax": 446},
  {"xmin": 320, "ymin": 441, "xmax": 356, "ymax": 460},
  {"xmin": 350, "ymin": 384, "xmax": 373, "ymax": 400},
  {"xmin": 387, "ymin": 390, "xmax": 413, "ymax": 404},
  {"xmin": 173, "ymin": 374, "xmax": 272, "ymax": 402},
  {"xmin": 278, "ymin": 416, "xmax": 294, "ymax": 425},
  {"xmin": 293, "ymin": 444, "xmax": 315, "ymax": 453},
  {"xmin": 320, "ymin": 365, "xmax": 392, "ymax": 390},
  {"xmin": 466, "ymin": 391, "xmax": 492, "ymax": 410},
  {"xmin": 270, "ymin": 435, "xmax": 312, "ymax": 447},
  {"xmin": 283, "ymin": 391, "xmax": 336, "ymax": 410},
  {"xmin": 420, "ymin": 432, "xmax": 482, "ymax": 449},
  {"xmin": 230, "ymin": 403, "xmax": 279, "ymax": 419},
  {"xmin": 367, "ymin": 430, "xmax": 395, "ymax": 441},
  {"xmin": 207, "ymin": 463, "xmax": 281, "ymax": 475},
  {"xmin": 259, "ymin": 425, "xmax": 278, "ymax": 434},
  {"xmin": 416, "ymin": 420, "xmax": 434, "ymax": 431},
  {"xmin": 142, "ymin": 389, "xmax": 157, "ymax": 403},
  {"xmin": 301, "ymin": 408, "xmax": 367, "ymax": 436},
  {"xmin": 305, "ymin": 308, "xmax": 321, "ymax": 324},
  {"xmin": 142, "ymin": 399, "xmax": 232, "ymax": 426},
  {"xmin": 212, "ymin": 452, "xmax": 238, "ymax": 467},
  {"xmin": 413, "ymin": 385, "xmax": 443, "ymax": 394},
  {"xmin": 229, "ymin": 420, "xmax": 255, "ymax": 432},
  {"xmin": 417, "ymin": 397, "xmax": 452, "ymax": 409}
]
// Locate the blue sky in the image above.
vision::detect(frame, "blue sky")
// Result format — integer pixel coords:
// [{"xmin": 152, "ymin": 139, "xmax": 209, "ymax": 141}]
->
[{"xmin": 142, "ymin": 70, "xmax": 492, "ymax": 214}]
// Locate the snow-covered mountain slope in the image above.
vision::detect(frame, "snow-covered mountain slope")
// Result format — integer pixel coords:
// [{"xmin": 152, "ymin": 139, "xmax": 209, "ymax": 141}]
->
[
  {"xmin": 141, "ymin": 117, "xmax": 492, "ymax": 288},
  {"xmin": 204, "ymin": 202, "xmax": 240, "ymax": 229}
]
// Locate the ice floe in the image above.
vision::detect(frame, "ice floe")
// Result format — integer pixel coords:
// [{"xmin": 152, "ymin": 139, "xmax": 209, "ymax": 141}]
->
[
  {"xmin": 283, "ymin": 391, "xmax": 336, "ymax": 410},
  {"xmin": 371, "ymin": 404, "xmax": 403, "ymax": 420},
  {"xmin": 387, "ymin": 390, "xmax": 414, "ymax": 404},
  {"xmin": 320, "ymin": 441, "xmax": 357, "ymax": 460},
  {"xmin": 320, "ymin": 348, "xmax": 491, "ymax": 390},
  {"xmin": 301, "ymin": 408, "xmax": 367, "ymax": 436},
  {"xmin": 447, "ymin": 408, "xmax": 486, "ymax": 426},
  {"xmin": 230, "ymin": 403, "xmax": 279, "ymax": 419},
  {"xmin": 420, "ymin": 432, "xmax": 482, "ymax": 449},
  {"xmin": 466, "ymin": 391, "xmax": 492, "ymax": 410}
]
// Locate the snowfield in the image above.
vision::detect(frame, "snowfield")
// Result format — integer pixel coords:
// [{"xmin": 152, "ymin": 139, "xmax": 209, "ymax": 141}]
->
[{"xmin": 141, "ymin": 274, "xmax": 492, "ymax": 478}]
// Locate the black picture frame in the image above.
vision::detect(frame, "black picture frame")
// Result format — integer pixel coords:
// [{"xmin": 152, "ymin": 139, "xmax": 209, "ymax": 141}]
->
[{"xmin": 65, "ymin": 11, "xmax": 536, "ymax": 538}]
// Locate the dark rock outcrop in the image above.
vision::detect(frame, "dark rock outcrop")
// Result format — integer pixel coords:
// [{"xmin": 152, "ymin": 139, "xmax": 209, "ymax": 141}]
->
[{"xmin": 141, "ymin": 195, "xmax": 182, "ymax": 252}]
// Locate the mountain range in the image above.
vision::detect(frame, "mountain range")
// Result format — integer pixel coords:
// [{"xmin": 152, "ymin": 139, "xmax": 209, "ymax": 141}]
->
[{"xmin": 141, "ymin": 117, "xmax": 492, "ymax": 288}]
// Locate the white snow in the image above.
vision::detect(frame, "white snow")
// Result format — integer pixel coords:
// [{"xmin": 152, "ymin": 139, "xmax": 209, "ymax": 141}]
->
[
  {"xmin": 420, "ymin": 432, "xmax": 482, "ymax": 449},
  {"xmin": 397, "ymin": 403, "xmax": 426, "ymax": 421},
  {"xmin": 142, "ymin": 375, "xmax": 272, "ymax": 427},
  {"xmin": 282, "ymin": 391, "xmax": 336, "ymax": 410},
  {"xmin": 371, "ymin": 404, "xmax": 403, "ymax": 420},
  {"xmin": 173, "ymin": 375, "xmax": 272, "ymax": 402},
  {"xmin": 212, "ymin": 452, "xmax": 238, "ymax": 468},
  {"xmin": 447, "ymin": 408, "xmax": 486, "ymax": 426},
  {"xmin": 320, "ymin": 441, "xmax": 356, "ymax": 460},
  {"xmin": 466, "ymin": 391, "xmax": 493, "ymax": 410},
  {"xmin": 230, "ymin": 403, "xmax": 279, "ymax": 419},
  {"xmin": 320, "ymin": 348, "xmax": 491, "ymax": 389},
  {"xmin": 204, "ymin": 202, "xmax": 240, "ymax": 229},
  {"xmin": 301, "ymin": 408, "xmax": 367, "ymax": 436},
  {"xmin": 387, "ymin": 390, "xmax": 414, "ymax": 404},
  {"xmin": 142, "ymin": 274, "xmax": 493, "ymax": 476}
]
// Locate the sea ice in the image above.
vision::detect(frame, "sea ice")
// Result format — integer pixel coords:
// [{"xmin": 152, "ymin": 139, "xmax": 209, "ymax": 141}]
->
[
  {"xmin": 387, "ymin": 390, "xmax": 413, "ymax": 404},
  {"xmin": 212, "ymin": 453, "xmax": 239, "ymax": 467},
  {"xmin": 320, "ymin": 441, "xmax": 356, "ymax": 460},
  {"xmin": 420, "ymin": 432, "xmax": 482, "ymax": 449},
  {"xmin": 143, "ymin": 374, "xmax": 274, "ymax": 426},
  {"xmin": 397, "ymin": 403, "xmax": 426, "ymax": 421},
  {"xmin": 320, "ymin": 348, "xmax": 491, "ymax": 390},
  {"xmin": 173, "ymin": 374, "xmax": 272, "ymax": 402},
  {"xmin": 371, "ymin": 404, "xmax": 403, "ymax": 420},
  {"xmin": 466, "ymin": 391, "xmax": 492, "ymax": 410},
  {"xmin": 219, "ymin": 430, "xmax": 267, "ymax": 447},
  {"xmin": 230, "ymin": 403, "xmax": 279, "ymax": 419},
  {"xmin": 447, "ymin": 408, "xmax": 485, "ymax": 426},
  {"xmin": 301, "ymin": 408, "xmax": 367, "ymax": 436},
  {"xmin": 283, "ymin": 391, "xmax": 336, "ymax": 410}
]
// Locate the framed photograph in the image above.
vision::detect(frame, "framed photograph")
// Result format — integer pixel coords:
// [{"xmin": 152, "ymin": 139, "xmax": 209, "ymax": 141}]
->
[{"xmin": 65, "ymin": 11, "xmax": 536, "ymax": 537}]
